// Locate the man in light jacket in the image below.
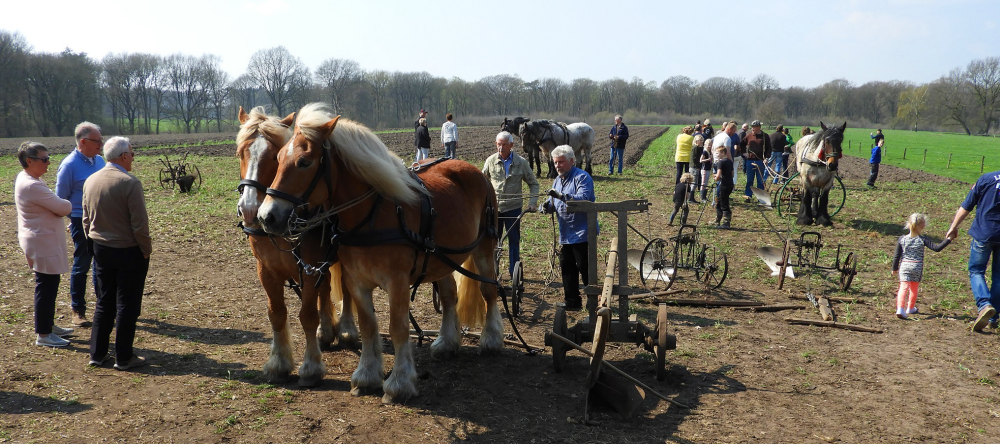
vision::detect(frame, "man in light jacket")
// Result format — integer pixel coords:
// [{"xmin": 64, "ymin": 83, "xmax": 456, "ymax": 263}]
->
[
  {"xmin": 483, "ymin": 131, "xmax": 539, "ymax": 277},
  {"xmin": 441, "ymin": 113, "xmax": 459, "ymax": 159}
]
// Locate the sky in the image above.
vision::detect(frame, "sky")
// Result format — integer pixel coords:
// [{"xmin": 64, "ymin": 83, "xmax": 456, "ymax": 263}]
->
[{"xmin": 3, "ymin": 0, "xmax": 998, "ymax": 89}]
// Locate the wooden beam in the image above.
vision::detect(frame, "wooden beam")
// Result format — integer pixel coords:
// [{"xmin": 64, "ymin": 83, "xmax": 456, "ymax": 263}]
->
[
  {"xmin": 655, "ymin": 298, "xmax": 764, "ymax": 307},
  {"xmin": 628, "ymin": 289, "xmax": 687, "ymax": 300},
  {"xmin": 784, "ymin": 318, "xmax": 883, "ymax": 333},
  {"xmin": 732, "ymin": 304, "xmax": 806, "ymax": 312},
  {"xmin": 788, "ymin": 294, "xmax": 865, "ymax": 304}
]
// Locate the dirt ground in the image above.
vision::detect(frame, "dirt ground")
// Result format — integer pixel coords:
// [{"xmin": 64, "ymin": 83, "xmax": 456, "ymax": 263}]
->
[{"xmin": 1, "ymin": 125, "xmax": 998, "ymax": 443}]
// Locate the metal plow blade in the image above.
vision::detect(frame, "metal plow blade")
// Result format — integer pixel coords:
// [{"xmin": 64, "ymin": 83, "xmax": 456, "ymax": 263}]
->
[
  {"xmin": 626, "ymin": 249, "xmax": 674, "ymax": 282},
  {"xmin": 756, "ymin": 246, "xmax": 795, "ymax": 278},
  {"xmin": 750, "ymin": 186, "xmax": 772, "ymax": 209}
]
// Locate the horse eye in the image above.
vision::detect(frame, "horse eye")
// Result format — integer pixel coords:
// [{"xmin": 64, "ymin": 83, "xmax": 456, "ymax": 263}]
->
[{"xmin": 296, "ymin": 157, "xmax": 313, "ymax": 168}]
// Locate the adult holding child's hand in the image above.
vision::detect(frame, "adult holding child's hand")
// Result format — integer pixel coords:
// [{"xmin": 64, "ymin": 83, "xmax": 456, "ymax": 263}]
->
[{"xmin": 946, "ymin": 170, "xmax": 1000, "ymax": 331}]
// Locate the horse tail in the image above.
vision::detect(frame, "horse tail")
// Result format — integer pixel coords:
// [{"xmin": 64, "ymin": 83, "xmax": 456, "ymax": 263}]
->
[{"xmin": 455, "ymin": 257, "xmax": 487, "ymax": 327}]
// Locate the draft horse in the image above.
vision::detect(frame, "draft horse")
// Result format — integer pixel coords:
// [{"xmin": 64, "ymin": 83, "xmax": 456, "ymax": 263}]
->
[
  {"xmin": 518, "ymin": 119, "xmax": 595, "ymax": 178},
  {"xmin": 236, "ymin": 106, "xmax": 357, "ymax": 387},
  {"xmin": 795, "ymin": 121, "xmax": 846, "ymax": 227},
  {"xmin": 500, "ymin": 116, "xmax": 539, "ymax": 172},
  {"xmin": 257, "ymin": 103, "xmax": 502, "ymax": 403}
]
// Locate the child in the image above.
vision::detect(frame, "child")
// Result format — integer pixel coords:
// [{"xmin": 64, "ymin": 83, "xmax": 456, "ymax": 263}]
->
[
  {"xmin": 700, "ymin": 139, "xmax": 714, "ymax": 201},
  {"xmin": 713, "ymin": 145, "xmax": 734, "ymax": 229},
  {"xmin": 669, "ymin": 173, "xmax": 694, "ymax": 226},
  {"xmin": 867, "ymin": 138, "xmax": 883, "ymax": 188},
  {"xmin": 891, "ymin": 213, "xmax": 950, "ymax": 319},
  {"xmin": 689, "ymin": 135, "xmax": 704, "ymax": 204}
]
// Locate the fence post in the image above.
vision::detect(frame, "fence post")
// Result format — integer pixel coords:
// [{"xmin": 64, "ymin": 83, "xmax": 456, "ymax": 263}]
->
[
  {"xmin": 923, "ymin": 149, "xmax": 927, "ymax": 165},
  {"xmin": 982, "ymin": 156, "xmax": 986, "ymax": 174},
  {"xmin": 903, "ymin": 147, "xmax": 907, "ymax": 160},
  {"xmin": 948, "ymin": 153, "xmax": 952, "ymax": 169}
]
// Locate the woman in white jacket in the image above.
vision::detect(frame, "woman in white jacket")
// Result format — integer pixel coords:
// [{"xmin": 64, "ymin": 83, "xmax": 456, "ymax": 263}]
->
[
  {"xmin": 441, "ymin": 113, "xmax": 458, "ymax": 158},
  {"xmin": 15, "ymin": 142, "xmax": 75, "ymax": 347}
]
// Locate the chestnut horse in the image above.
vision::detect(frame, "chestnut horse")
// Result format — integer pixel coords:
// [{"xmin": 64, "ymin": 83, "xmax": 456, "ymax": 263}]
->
[
  {"xmin": 236, "ymin": 106, "xmax": 357, "ymax": 387},
  {"xmin": 257, "ymin": 103, "xmax": 502, "ymax": 403},
  {"xmin": 795, "ymin": 121, "xmax": 846, "ymax": 227}
]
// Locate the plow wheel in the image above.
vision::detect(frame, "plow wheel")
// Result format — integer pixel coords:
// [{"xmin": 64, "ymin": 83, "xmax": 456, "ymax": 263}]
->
[
  {"xmin": 640, "ymin": 238, "xmax": 676, "ymax": 293},
  {"xmin": 840, "ymin": 252, "xmax": 858, "ymax": 291},
  {"xmin": 159, "ymin": 168, "xmax": 174, "ymax": 190},
  {"xmin": 187, "ymin": 164, "xmax": 202, "ymax": 192},
  {"xmin": 551, "ymin": 305, "xmax": 568, "ymax": 372},
  {"xmin": 695, "ymin": 245, "xmax": 728, "ymax": 290},
  {"xmin": 511, "ymin": 261, "xmax": 524, "ymax": 317},
  {"xmin": 776, "ymin": 173, "xmax": 846, "ymax": 218},
  {"xmin": 655, "ymin": 304, "xmax": 670, "ymax": 381},
  {"xmin": 777, "ymin": 239, "xmax": 792, "ymax": 290}
]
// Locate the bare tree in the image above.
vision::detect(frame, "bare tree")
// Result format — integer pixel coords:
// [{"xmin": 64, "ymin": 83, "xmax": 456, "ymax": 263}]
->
[
  {"xmin": 163, "ymin": 54, "xmax": 215, "ymax": 133},
  {"xmin": 930, "ymin": 69, "xmax": 976, "ymax": 135},
  {"xmin": 245, "ymin": 46, "xmax": 311, "ymax": 115},
  {"xmin": 0, "ymin": 30, "xmax": 29, "ymax": 137},
  {"xmin": 365, "ymin": 70, "xmax": 391, "ymax": 127},
  {"xmin": 966, "ymin": 56, "xmax": 1000, "ymax": 134},
  {"xmin": 698, "ymin": 77, "xmax": 744, "ymax": 116},
  {"xmin": 316, "ymin": 58, "xmax": 361, "ymax": 115},
  {"xmin": 25, "ymin": 50, "xmax": 100, "ymax": 136},
  {"xmin": 660, "ymin": 76, "xmax": 696, "ymax": 115},
  {"xmin": 897, "ymin": 85, "xmax": 928, "ymax": 131},
  {"xmin": 755, "ymin": 96, "xmax": 785, "ymax": 127},
  {"xmin": 749, "ymin": 74, "xmax": 780, "ymax": 112},
  {"xmin": 477, "ymin": 74, "xmax": 522, "ymax": 115}
]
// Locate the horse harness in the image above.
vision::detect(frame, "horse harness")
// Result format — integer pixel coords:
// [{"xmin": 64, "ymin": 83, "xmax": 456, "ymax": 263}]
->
[
  {"xmin": 798, "ymin": 134, "xmax": 842, "ymax": 168},
  {"xmin": 535, "ymin": 121, "xmax": 571, "ymax": 148}
]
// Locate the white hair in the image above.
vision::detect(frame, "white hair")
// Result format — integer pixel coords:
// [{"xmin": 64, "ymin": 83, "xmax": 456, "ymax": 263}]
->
[
  {"xmin": 551, "ymin": 145, "xmax": 575, "ymax": 163},
  {"xmin": 496, "ymin": 131, "xmax": 513, "ymax": 144},
  {"xmin": 74, "ymin": 121, "xmax": 101, "ymax": 140},
  {"xmin": 103, "ymin": 136, "xmax": 131, "ymax": 159}
]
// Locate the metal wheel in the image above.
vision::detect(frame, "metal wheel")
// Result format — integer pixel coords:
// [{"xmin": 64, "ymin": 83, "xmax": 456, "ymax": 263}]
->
[
  {"xmin": 159, "ymin": 169, "xmax": 174, "ymax": 190},
  {"xmin": 840, "ymin": 252, "xmax": 858, "ymax": 291},
  {"xmin": 511, "ymin": 260, "xmax": 524, "ymax": 317},
  {"xmin": 655, "ymin": 304, "xmax": 669, "ymax": 381},
  {"xmin": 552, "ymin": 305, "xmax": 567, "ymax": 372},
  {"xmin": 640, "ymin": 238, "xmax": 676, "ymax": 293},
  {"xmin": 695, "ymin": 245, "xmax": 728, "ymax": 290},
  {"xmin": 775, "ymin": 172, "xmax": 800, "ymax": 218},
  {"xmin": 431, "ymin": 282, "xmax": 442, "ymax": 314},
  {"xmin": 777, "ymin": 239, "xmax": 792, "ymax": 290},
  {"xmin": 829, "ymin": 175, "xmax": 846, "ymax": 217}
]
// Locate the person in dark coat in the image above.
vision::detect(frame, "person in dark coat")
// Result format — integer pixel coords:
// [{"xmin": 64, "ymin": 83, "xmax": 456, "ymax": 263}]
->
[
  {"xmin": 768, "ymin": 124, "xmax": 788, "ymax": 183},
  {"xmin": 414, "ymin": 118, "xmax": 431, "ymax": 161}
]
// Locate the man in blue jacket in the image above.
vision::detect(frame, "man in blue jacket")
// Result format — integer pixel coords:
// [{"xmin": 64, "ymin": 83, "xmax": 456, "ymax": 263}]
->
[
  {"xmin": 608, "ymin": 115, "xmax": 629, "ymax": 175},
  {"xmin": 867, "ymin": 138, "xmax": 883, "ymax": 188},
  {"xmin": 946, "ymin": 172, "xmax": 1000, "ymax": 332},
  {"xmin": 55, "ymin": 121, "xmax": 106, "ymax": 327},
  {"xmin": 542, "ymin": 145, "xmax": 596, "ymax": 310}
]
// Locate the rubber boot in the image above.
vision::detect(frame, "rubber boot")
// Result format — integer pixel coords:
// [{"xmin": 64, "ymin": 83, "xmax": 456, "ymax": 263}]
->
[
  {"xmin": 721, "ymin": 211, "xmax": 732, "ymax": 229},
  {"xmin": 715, "ymin": 208, "xmax": 723, "ymax": 227}
]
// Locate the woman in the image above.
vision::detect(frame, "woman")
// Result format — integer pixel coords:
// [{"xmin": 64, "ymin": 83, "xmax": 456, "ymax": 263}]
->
[
  {"xmin": 415, "ymin": 117, "xmax": 431, "ymax": 161},
  {"xmin": 688, "ymin": 134, "xmax": 705, "ymax": 203},
  {"xmin": 15, "ymin": 141, "xmax": 74, "ymax": 347},
  {"xmin": 674, "ymin": 126, "xmax": 694, "ymax": 184},
  {"xmin": 781, "ymin": 127, "xmax": 794, "ymax": 180}
]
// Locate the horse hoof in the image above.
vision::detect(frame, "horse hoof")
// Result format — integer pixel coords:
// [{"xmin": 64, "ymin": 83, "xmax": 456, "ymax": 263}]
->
[
  {"xmin": 266, "ymin": 371, "xmax": 291, "ymax": 384},
  {"xmin": 796, "ymin": 218, "xmax": 813, "ymax": 226},
  {"xmin": 382, "ymin": 391, "xmax": 415, "ymax": 405},
  {"xmin": 350, "ymin": 385, "xmax": 380, "ymax": 397},
  {"xmin": 297, "ymin": 375, "xmax": 323, "ymax": 388}
]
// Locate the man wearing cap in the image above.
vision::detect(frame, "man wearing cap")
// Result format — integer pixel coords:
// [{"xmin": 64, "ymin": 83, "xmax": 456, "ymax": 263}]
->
[{"xmin": 738, "ymin": 120, "xmax": 772, "ymax": 202}]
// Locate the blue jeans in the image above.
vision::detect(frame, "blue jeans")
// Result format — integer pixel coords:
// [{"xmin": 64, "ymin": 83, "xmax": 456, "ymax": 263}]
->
[
  {"xmin": 767, "ymin": 152, "xmax": 784, "ymax": 183},
  {"xmin": 444, "ymin": 141, "xmax": 456, "ymax": 158},
  {"xmin": 69, "ymin": 216, "xmax": 93, "ymax": 315},
  {"xmin": 969, "ymin": 239, "xmax": 1000, "ymax": 321},
  {"xmin": 499, "ymin": 208, "xmax": 522, "ymax": 276},
  {"xmin": 744, "ymin": 159, "xmax": 765, "ymax": 197},
  {"xmin": 608, "ymin": 148, "xmax": 624, "ymax": 174}
]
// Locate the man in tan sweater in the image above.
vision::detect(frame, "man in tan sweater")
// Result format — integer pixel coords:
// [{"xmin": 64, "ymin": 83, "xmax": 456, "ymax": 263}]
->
[{"xmin": 82, "ymin": 136, "xmax": 151, "ymax": 370}]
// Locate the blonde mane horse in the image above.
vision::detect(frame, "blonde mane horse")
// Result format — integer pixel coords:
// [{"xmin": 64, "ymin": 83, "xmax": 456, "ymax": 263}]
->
[
  {"xmin": 236, "ymin": 106, "xmax": 357, "ymax": 387},
  {"xmin": 258, "ymin": 103, "xmax": 501, "ymax": 403},
  {"xmin": 795, "ymin": 121, "xmax": 846, "ymax": 226}
]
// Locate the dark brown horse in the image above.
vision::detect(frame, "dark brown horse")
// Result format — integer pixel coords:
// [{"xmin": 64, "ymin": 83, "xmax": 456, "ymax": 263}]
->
[
  {"xmin": 236, "ymin": 106, "xmax": 357, "ymax": 387},
  {"xmin": 257, "ymin": 103, "xmax": 502, "ymax": 403}
]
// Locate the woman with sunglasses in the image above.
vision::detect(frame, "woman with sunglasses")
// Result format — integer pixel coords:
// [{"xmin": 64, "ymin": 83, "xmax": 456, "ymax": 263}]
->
[{"xmin": 15, "ymin": 142, "xmax": 75, "ymax": 347}]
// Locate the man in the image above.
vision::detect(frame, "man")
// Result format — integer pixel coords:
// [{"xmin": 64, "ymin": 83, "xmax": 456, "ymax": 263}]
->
[
  {"xmin": 870, "ymin": 128, "xmax": 884, "ymax": 146},
  {"xmin": 768, "ymin": 124, "xmax": 788, "ymax": 184},
  {"xmin": 82, "ymin": 137, "xmax": 152, "ymax": 370},
  {"xmin": 738, "ymin": 120, "xmax": 772, "ymax": 201},
  {"xmin": 55, "ymin": 121, "xmax": 106, "ymax": 327},
  {"xmin": 712, "ymin": 123, "xmax": 737, "ymax": 193},
  {"xmin": 441, "ymin": 113, "xmax": 459, "ymax": 159},
  {"xmin": 483, "ymin": 131, "xmax": 540, "ymax": 277},
  {"xmin": 542, "ymin": 145, "xmax": 596, "ymax": 311},
  {"xmin": 945, "ymin": 172, "xmax": 1000, "ymax": 332},
  {"xmin": 414, "ymin": 109, "xmax": 428, "ymax": 128},
  {"xmin": 608, "ymin": 115, "xmax": 629, "ymax": 175},
  {"xmin": 730, "ymin": 121, "xmax": 742, "ymax": 186}
]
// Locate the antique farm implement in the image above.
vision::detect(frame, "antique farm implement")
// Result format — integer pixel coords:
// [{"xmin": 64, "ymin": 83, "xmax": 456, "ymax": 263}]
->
[
  {"xmin": 157, "ymin": 153, "xmax": 201, "ymax": 193},
  {"xmin": 631, "ymin": 224, "xmax": 728, "ymax": 293}
]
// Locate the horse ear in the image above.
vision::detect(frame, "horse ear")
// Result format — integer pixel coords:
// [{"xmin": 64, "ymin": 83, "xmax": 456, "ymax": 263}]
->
[
  {"xmin": 280, "ymin": 112, "xmax": 296, "ymax": 128},
  {"xmin": 840, "ymin": 122, "xmax": 847, "ymax": 131},
  {"xmin": 318, "ymin": 116, "xmax": 341, "ymax": 141},
  {"xmin": 238, "ymin": 106, "xmax": 249, "ymax": 125},
  {"xmin": 820, "ymin": 121, "xmax": 828, "ymax": 131}
]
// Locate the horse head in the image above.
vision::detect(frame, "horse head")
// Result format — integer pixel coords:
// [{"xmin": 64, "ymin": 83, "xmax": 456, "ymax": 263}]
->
[
  {"xmin": 236, "ymin": 106, "xmax": 294, "ymax": 230},
  {"xmin": 818, "ymin": 121, "xmax": 847, "ymax": 171},
  {"xmin": 258, "ymin": 106, "xmax": 342, "ymax": 235}
]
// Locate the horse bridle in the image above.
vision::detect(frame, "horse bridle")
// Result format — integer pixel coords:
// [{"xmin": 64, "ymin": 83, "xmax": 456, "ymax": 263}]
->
[{"xmin": 264, "ymin": 138, "xmax": 335, "ymax": 211}]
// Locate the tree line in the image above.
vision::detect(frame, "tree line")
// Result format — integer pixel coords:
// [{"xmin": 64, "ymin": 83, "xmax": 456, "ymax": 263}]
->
[{"xmin": 1, "ymin": 30, "xmax": 998, "ymax": 138}]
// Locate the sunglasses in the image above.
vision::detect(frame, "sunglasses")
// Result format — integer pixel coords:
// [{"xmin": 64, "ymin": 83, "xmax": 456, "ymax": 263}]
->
[
  {"xmin": 29, "ymin": 156, "xmax": 50, "ymax": 163},
  {"xmin": 84, "ymin": 137, "xmax": 104, "ymax": 145}
]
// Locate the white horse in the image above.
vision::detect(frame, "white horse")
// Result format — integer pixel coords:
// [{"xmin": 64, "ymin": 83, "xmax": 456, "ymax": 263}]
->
[
  {"xmin": 795, "ymin": 122, "xmax": 846, "ymax": 227},
  {"xmin": 519, "ymin": 119, "xmax": 595, "ymax": 178}
]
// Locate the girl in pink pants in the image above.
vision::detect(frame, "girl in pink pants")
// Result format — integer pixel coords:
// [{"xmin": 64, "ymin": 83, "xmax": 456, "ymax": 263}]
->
[{"xmin": 892, "ymin": 213, "xmax": 950, "ymax": 319}]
